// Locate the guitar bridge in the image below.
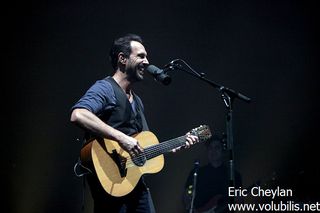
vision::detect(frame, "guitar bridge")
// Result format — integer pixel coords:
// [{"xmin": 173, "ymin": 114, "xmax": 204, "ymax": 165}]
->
[{"xmin": 111, "ymin": 150, "xmax": 127, "ymax": 177}]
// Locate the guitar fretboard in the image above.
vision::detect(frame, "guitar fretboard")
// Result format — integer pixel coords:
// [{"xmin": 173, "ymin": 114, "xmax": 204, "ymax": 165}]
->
[{"xmin": 144, "ymin": 136, "xmax": 186, "ymax": 160}]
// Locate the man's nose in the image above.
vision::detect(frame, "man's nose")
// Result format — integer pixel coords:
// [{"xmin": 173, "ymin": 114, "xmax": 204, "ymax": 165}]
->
[{"xmin": 143, "ymin": 57, "xmax": 149, "ymax": 65}]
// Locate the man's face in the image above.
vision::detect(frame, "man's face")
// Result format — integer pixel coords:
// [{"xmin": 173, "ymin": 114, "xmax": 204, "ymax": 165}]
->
[{"xmin": 125, "ymin": 41, "xmax": 149, "ymax": 82}]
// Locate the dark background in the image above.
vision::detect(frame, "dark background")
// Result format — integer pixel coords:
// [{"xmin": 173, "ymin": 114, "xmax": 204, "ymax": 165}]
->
[{"xmin": 6, "ymin": 0, "xmax": 319, "ymax": 212}]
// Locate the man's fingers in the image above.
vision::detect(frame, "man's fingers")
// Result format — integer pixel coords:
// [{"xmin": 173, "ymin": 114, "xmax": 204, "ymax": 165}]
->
[
  {"xmin": 130, "ymin": 142, "xmax": 143, "ymax": 156},
  {"xmin": 172, "ymin": 134, "xmax": 200, "ymax": 153},
  {"xmin": 184, "ymin": 134, "xmax": 199, "ymax": 148},
  {"xmin": 136, "ymin": 142, "xmax": 144, "ymax": 152}
]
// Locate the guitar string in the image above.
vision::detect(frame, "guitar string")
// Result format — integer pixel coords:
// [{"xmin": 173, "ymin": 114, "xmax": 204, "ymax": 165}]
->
[
  {"xmin": 113, "ymin": 128, "xmax": 210, "ymax": 168},
  {"xmin": 122, "ymin": 136, "xmax": 187, "ymax": 167},
  {"xmin": 123, "ymin": 134, "xmax": 207, "ymax": 168},
  {"xmin": 123, "ymin": 136, "xmax": 186, "ymax": 167},
  {"xmin": 139, "ymin": 130, "xmax": 210, "ymax": 161},
  {"xmin": 123, "ymin": 131, "xmax": 210, "ymax": 167}
]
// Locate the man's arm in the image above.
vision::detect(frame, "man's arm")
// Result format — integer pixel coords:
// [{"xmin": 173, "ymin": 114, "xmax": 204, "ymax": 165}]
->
[{"xmin": 70, "ymin": 108, "xmax": 143, "ymax": 154}]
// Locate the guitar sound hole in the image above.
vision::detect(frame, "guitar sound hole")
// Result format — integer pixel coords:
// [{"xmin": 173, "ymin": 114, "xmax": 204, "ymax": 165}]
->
[{"xmin": 132, "ymin": 153, "xmax": 147, "ymax": 166}]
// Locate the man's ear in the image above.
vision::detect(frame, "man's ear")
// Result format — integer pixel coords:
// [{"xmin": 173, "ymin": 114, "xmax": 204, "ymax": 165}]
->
[{"xmin": 118, "ymin": 52, "xmax": 127, "ymax": 65}]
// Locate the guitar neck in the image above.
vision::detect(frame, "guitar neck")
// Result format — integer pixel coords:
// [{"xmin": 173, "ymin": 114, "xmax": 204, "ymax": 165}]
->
[{"xmin": 144, "ymin": 135, "xmax": 186, "ymax": 160}]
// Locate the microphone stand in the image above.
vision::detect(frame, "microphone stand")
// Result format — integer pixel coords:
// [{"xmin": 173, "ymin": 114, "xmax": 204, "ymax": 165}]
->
[
  {"xmin": 168, "ymin": 59, "xmax": 251, "ymax": 208},
  {"xmin": 189, "ymin": 160, "xmax": 200, "ymax": 213}
]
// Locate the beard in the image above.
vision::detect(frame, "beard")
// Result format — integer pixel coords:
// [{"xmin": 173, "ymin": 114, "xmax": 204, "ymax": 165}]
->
[{"xmin": 126, "ymin": 65, "xmax": 144, "ymax": 82}]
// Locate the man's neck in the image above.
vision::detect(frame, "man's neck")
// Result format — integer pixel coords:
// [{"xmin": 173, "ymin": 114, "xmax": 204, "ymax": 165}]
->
[{"xmin": 112, "ymin": 70, "xmax": 132, "ymax": 93}]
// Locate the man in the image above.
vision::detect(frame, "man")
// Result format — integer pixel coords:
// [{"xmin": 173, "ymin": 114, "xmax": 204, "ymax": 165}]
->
[
  {"xmin": 70, "ymin": 33, "xmax": 199, "ymax": 213},
  {"xmin": 183, "ymin": 134, "xmax": 242, "ymax": 213}
]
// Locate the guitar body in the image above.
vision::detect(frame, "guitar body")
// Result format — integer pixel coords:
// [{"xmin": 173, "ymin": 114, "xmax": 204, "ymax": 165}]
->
[{"xmin": 80, "ymin": 131, "xmax": 164, "ymax": 197}]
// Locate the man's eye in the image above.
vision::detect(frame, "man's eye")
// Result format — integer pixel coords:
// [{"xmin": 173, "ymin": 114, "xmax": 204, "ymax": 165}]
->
[{"xmin": 138, "ymin": 54, "xmax": 146, "ymax": 59}]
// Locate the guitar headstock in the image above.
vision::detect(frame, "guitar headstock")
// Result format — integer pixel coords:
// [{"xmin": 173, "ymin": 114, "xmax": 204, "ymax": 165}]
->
[{"xmin": 190, "ymin": 125, "xmax": 212, "ymax": 142}]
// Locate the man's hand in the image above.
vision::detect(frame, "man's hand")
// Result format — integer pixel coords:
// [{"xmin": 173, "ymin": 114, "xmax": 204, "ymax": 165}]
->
[
  {"xmin": 172, "ymin": 133, "xmax": 199, "ymax": 153},
  {"xmin": 118, "ymin": 135, "xmax": 144, "ymax": 156}
]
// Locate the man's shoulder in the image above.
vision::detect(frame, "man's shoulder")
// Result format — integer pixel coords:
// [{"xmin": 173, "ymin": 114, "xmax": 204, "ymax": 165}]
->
[
  {"xmin": 90, "ymin": 77, "xmax": 114, "ymax": 91},
  {"xmin": 96, "ymin": 76, "xmax": 112, "ymax": 85},
  {"xmin": 83, "ymin": 77, "xmax": 116, "ymax": 102}
]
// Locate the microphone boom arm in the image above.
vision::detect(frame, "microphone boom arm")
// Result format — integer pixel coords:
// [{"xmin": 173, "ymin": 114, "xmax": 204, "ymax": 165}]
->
[{"xmin": 168, "ymin": 59, "xmax": 251, "ymax": 103}]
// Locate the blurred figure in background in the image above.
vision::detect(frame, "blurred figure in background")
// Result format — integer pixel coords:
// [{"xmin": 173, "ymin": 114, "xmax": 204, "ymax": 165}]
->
[{"xmin": 183, "ymin": 134, "xmax": 242, "ymax": 213}]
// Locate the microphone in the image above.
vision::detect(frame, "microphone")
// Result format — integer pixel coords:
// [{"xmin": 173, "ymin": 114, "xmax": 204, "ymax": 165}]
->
[{"xmin": 146, "ymin": 64, "xmax": 172, "ymax": 85}]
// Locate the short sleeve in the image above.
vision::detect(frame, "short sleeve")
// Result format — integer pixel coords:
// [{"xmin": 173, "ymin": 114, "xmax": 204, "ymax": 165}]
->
[{"xmin": 71, "ymin": 79, "xmax": 116, "ymax": 115}]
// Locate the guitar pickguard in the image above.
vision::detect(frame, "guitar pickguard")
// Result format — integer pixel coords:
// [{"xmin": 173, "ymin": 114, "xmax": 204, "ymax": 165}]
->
[{"xmin": 111, "ymin": 150, "xmax": 127, "ymax": 177}]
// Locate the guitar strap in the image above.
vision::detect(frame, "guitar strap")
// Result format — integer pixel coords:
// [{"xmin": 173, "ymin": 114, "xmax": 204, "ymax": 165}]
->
[
  {"xmin": 73, "ymin": 157, "xmax": 92, "ymax": 212},
  {"xmin": 73, "ymin": 136, "xmax": 93, "ymax": 212}
]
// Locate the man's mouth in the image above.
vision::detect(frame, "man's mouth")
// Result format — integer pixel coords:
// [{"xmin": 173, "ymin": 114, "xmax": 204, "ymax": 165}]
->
[{"xmin": 137, "ymin": 65, "xmax": 145, "ymax": 75}]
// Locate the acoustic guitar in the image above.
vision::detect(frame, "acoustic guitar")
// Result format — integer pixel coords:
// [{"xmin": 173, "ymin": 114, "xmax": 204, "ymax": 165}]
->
[{"xmin": 80, "ymin": 125, "xmax": 212, "ymax": 197}]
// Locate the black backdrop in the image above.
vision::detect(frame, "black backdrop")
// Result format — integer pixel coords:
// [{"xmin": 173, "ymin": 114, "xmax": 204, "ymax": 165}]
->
[{"xmin": 6, "ymin": 0, "xmax": 319, "ymax": 212}]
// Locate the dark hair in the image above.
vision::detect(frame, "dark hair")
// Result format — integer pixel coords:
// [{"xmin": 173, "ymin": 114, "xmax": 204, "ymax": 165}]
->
[{"xmin": 109, "ymin": 33, "xmax": 143, "ymax": 70}]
